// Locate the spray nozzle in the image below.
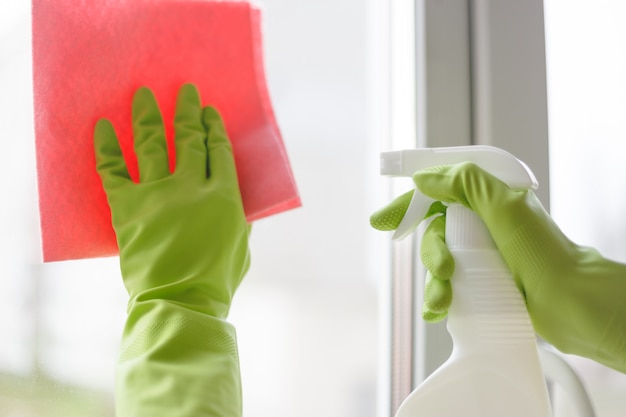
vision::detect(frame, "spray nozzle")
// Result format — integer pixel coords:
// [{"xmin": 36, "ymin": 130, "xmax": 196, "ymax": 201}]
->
[{"xmin": 380, "ymin": 145, "xmax": 538, "ymax": 240}]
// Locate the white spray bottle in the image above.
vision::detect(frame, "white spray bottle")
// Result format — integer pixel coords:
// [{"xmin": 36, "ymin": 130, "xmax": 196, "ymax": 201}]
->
[{"xmin": 381, "ymin": 145, "xmax": 553, "ymax": 417}]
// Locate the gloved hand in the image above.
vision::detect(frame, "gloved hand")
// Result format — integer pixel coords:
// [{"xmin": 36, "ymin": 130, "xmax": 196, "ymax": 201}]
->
[
  {"xmin": 94, "ymin": 84, "xmax": 250, "ymax": 416},
  {"xmin": 371, "ymin": 162, "xmax": 626, "ymax": 374}
]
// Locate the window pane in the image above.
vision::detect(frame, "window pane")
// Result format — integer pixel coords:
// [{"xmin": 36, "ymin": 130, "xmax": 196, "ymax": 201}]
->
[{"xmin": 545, "ymin": 1, "xmax": 626, "ymax": 415}]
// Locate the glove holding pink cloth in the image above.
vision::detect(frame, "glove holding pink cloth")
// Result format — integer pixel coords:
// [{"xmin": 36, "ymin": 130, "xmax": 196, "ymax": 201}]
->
[
  {"xmin": 32, "ymin": 0, "xmax": 300, "ymax": 262},
  {"xmin": 95, "ymin": 84, "xmax": 250, "ymax": 416}
]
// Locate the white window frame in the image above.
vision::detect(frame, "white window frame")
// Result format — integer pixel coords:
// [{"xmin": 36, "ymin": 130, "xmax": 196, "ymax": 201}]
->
[{"xmin": 377, "ymin": 1, "xmax": 550, "ymax": 415}]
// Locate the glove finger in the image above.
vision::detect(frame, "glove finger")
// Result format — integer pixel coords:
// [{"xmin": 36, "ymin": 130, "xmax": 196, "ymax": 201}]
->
[
  {"xmin": 202, "ymin": 106, "xmax": 238, "ymax": 185},
  {"xmin": 369, "ymin": 190, "xmax": 414, "ymax": 231},
  {"xmin": 132, "ymin": 87, "xmax": 170, "ymax": 182},
  {"xmin": 420, "ymin": 214, "xmax": 454, "ymax": 281},
  {"xmin": 422, "ymin": 272, "xmax": 450, "ymax": 323},
  {"xmin": 370, "ymin": 190, "xmax": 450, "ymax": 232},
  {"xmin": 425, "ymin": 200, "xmax": 447, "ymax": 218},
  {"xmin": 413, "ymin": 162, "xmax": 534, "ymax": 247},
  {"xmin": 94, "ymin": 118, "xmax": 132, "ymax": 191},
  {"xmin": 413, "ymin": 162, "xmax": 513, "ymax": 222},
  {"xmin": 422, "ymin": 304, "xmax": 448, "ymax": 323},
  {"xmin": 174, "ymin": 84, "xmax": 207, "ymax": 177},
  {"xmin": 423, "ymin": 271, "xmax": 452, "ymax": 315}
]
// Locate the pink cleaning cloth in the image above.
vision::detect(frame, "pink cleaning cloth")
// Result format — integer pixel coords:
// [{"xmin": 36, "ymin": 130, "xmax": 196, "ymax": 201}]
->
[{"xmin": 32, "ymin": 0, "xmax": 301, "ymax": 262}]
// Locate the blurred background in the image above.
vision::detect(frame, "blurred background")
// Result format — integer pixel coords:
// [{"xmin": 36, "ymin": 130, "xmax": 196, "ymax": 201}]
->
[
  {"xmin": 1, "ymin": 0, "xmax": 626, "ymax": 416},
  {"xmin": 543, "ymin": 0, "xmax": 626, "ymax": 415}
]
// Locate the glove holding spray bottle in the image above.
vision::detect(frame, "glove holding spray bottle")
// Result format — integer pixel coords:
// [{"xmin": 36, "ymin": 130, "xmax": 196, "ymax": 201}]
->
[
  {"xmin": 371, "ymin": 146, "xmax": 626, "ymax": 416},
  {"xmin": 371, "ymin": 147, "xmax": 626, "ymax": 375}
]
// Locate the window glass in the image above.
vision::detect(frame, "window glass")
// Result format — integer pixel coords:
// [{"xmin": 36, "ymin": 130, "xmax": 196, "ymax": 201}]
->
[{"xmin": 544, "ymin": 1, "xmax": 626, "ymax": 415}]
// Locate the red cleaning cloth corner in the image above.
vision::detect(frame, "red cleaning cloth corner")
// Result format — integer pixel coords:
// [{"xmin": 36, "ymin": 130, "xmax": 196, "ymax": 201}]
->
[{"xmin": 32, "ymin": 0, "xmax": 301, "ymax": 262}]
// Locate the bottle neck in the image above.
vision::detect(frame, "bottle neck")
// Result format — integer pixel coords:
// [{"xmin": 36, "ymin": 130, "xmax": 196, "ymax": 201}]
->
[{"xmin": 445, "ymin": 205, "xmax": 537, "ymax": 352}]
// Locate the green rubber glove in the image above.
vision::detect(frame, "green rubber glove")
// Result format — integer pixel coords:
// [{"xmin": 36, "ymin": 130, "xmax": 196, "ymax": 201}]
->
[
  {"xmin": 371, "ymin": 162, "xmax": 626, "ymax": 374},
  {"xmin": 94, "ymin": 84, "xmax": 250, "ymax": 416}
]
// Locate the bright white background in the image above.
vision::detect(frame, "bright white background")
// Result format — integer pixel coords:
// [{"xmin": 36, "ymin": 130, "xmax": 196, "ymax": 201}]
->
[{"xmin": 545, "ymin": 0, "xmax": 626, "ymax": 416}]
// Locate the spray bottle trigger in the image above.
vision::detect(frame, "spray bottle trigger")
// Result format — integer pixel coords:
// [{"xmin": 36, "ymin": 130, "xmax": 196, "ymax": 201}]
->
[{"xmin": 392, "ymin": 190, "xmax": 435, "ymax": 240}]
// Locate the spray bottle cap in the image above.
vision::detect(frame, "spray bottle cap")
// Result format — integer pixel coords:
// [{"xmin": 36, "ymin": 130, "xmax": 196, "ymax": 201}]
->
[{"xmin": 381, "ymin": 145, "xmax": 538, "ymax": 240}]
